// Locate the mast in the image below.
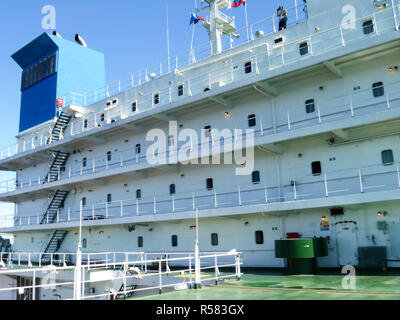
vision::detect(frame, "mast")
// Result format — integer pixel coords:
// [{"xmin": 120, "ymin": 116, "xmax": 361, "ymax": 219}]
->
[
  {"xmin": 209, "ymin": 0, "xmax": 222, "ymax": 55},
  {"xmin": 196, "ymin": 0, "xmax": 237, "ymax": 56}
]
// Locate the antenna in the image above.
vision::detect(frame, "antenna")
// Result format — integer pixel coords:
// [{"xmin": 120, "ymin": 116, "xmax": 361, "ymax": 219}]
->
[{"xmin": 166, "ymin": 4, "xmax": 171, "ymax": 73}]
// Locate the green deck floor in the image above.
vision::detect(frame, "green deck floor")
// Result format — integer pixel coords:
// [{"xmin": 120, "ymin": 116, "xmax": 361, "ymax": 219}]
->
[{"xmin": 132, "ymin": 270, "xmax": 400, "ymax": 300}]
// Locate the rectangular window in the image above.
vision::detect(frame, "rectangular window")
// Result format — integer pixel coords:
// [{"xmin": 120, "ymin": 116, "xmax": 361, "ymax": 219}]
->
[
  {"xmin": 372, "ymin": 82, "xmax": 384, "ymax": 98},
  {"xmin": 84, "ymin": 119, "xmax": 88, "ymax": 129},
  {"xmin": 178, "ymin": 85, "xmax": 184, "ymax": 96},
  {"xmin": 252, "ymin": 171, "xmax": 260, "ymax": 184},
  {"xmin": 47, "ymin": 57, "xmax": 52, "ymax": 77},
  {"xmin": 248, "ymin": 114, "xmax": 256, "ymax": 127},
  {"xmin": 244, "ymin": 61, "xmax": 252, "ymax": 74},
  {"xmin": 171, "ymin": 235, "xmax": 178, "ymax": 247},
  {"xmin": 305, "ymin": 99, "xmax": 315, "ymax": 113},
  {"xmin": 136, "ymin": 144, "xmax": 141, "ymax": 155},
  {"xmin": 382, "ymin": 150, "xmax": 394, "ymax": 165},
  {"xmin": 136, "ymin": 189, "xmax": 142, "ymax": 199},
  {"xmin": 37, "ymin": 63, "xmax": 42, "ymax": 82},
  {"xmin": 311, "ymin": 161, "xmax": 322, "ymax": 175},
  {"xmin": 21, "ymin": 71, "xmax": 27, "ymax": 90},
  {"xmin": 138, "ymin": 236, "xmax": 143, "ymax": 248},
  {"xmin": 299, "ymin": 42, "xmax": 309, "ymax": 56},
  {"xmin": 82, "ymin": 197, "xmax": 86, "ymax": 206},
  {"xmin": 51, "ymin": 53, "xmax": 57, "ymax": 73},
  {"xmin": 206, "ymin": 178, "xmax": 214, "ymax": 190},
  {"xmin": 154, "ymin": 93, "xmax": 160, "ymax": 105},
  {"xmin": 82, "ymin": 158, "xmax": 87, "ymax": 167},
  {"xmin": 170, "ymin": 184, "xmax": 176, "ymax": 195},
  {"xmin": 33, "ymin": 64, "xmax": 38, "ymax": 84},
  {"xmin": 42, "ymin": 60, "xmax": 47, "ymax": 78},
  {"xmin": 107, "ymin": 194, "xmax": 112, "ymax": 203},
  {"xmin": 101, "ymin": 113, "xmax": 105, "ymax": 122},
  {"xmin": 29, "ymin": 67, "xmax": 34, "ymax": 87},
  {"xmin": 132, "ymin": 101, "xmax": 137, "ymax": 112},
  {"xmin": 255, "ymin": 231, "xmax": 264, "ymax": 244},
  {"xmin": 107, "ymin": 151, "xmax": 112, "ymax": 162},
  {"xmin": 204, "ymin": 125, "xmax": 211, "ymax": 138},
  {"xmin": 363, "ymin": 20, "xmax": 374, "ymax": 35},
  {"xmin": 211, "ymin": 233, "xmax": 219, "ymax": 246}
]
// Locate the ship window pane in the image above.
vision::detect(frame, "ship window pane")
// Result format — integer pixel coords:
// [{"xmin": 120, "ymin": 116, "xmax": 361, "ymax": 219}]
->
[
  {"xmin": 252, "ymin": 171, "xmax": 260, "ymax": 184},
  {"xmin": 101, "ymin": 113, "xmax": 105, "ymax": 122},
  {"xmin": 29, "ymin": 67, "xmax": 33, "ymax": 87},
  {"xmin": 154, "ymin": 93, "xmax": 160, "ymax": 105},
  {"xmin": 255, "ymin": 231, "xmax": 264, "ymax": 244},
  {"xmin": 172, "ymin": 235, "xmax": 178, "ymax": 247},
  {"xmin": 83, "ymin": 238, "xmax": 87, "ymax": 248},
  {"xmin": 24, "ymin": 70, "xmax": 29, "ymax": 89},
  {"xmin": 107, "ymin": 194, "xmax": 112, "ymax": 203},
  {"xmin": 382, "ymin": 149, "xmax": 394, "ymax": 165},
  {"xmin": 47, "ymin": 57, "xmax": 52, "ymax": 76},
  {"xmin": 21, "ymin": 71, "xmax": 26, "ymax": 90},
  {"xmin": 38, "ymin": 63, "xmax": 42, "ymax": 82},
  {"xmin": 170, "ymin": 184, "xmax": 176, "ymax": 195},
  {"xmin": 82, "ymin": 197, "xmax": 86, "ymax": 206},
  {"xmin": 299, "ymin": 42, "xmax": 309, "ymax": 56},
  {"xmin": 84, "ymin": 119, "xmax": 88, "ymax": 128},
  {"xmin": 82, "ymin": 157, "xmax": 87, "ymax": 167},
  {"xmin": 248, "ymin": 114, "xmax": 256, "ymax": 127},
  {"xmin": 136, "ymin": 144, "xmax": 141, "ymax": 155},
  {"xmin": 138, "ymin": 236, "xmax": 143, "ymax": 248},
  {"xmin": 136, "ymin": 189, "xmax": 142, "ymax": 199},
  {"xmin": 311, "ymin": 161, "xmax": 322, "ymax": 175},
  {"xmin": 42, "ymin": 60, "xmax": 47, "ymax": 78},
  {"xmin": 372, "ymin": 82, "xmax": 384, "ymax": 98},
  {"xmin": 178, "ymin": 85, "xmax": 184, "ymax": 96},
  {"xmin": 107, "ymin": 151, "xmax": 112, "ymax": 161},
  {"xmin": 211, "ymin": 233, "xmax": 218, "ymax": 246},
  {"xmin": 305, "ymin": 99, "xmax": 315, "ymax": 113},
  {"xmin": 33, "ymin": 64, "xmax": 38, "ymax": 84},
  {"xmin": 206, "ymin": 178, "xmax": 214, "ymax": 190},
  {"xmin": 52, "ymin": 53, "xmax": 57, "ymax": 73},
  {"xmin": 132, "ymin": 101, "xmax": 137, "ymax": 112},
  {"xmin": 363, "ymin": 20, "xmax": 374, "ymax": 35},
  {"xmin": 204, "ymin": 125, "xmax": 211, "ymax": 137},
  {"xmin": 244, "ymin": 61, "xmax": 252, "ymax": 74}
]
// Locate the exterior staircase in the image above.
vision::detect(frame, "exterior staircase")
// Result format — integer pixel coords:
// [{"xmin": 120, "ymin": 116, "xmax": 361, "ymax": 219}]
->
[
  {"xmin": 41, "ymin": 230, "xmax": 68, "ymax": 265},
  {"xmin": 41, "ymin": 190, "xmax": 69, "ymax": 224},
  {"xmin": 47, "ymin": 111, "xmax": 72, "ymax": 143},
  {"xmin": 44, "ymin": 151, "xmax": 70, "ymax": 183}
]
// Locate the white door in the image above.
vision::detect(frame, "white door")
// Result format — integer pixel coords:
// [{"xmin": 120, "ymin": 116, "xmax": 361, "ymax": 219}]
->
[{"xmin": 335, "ymin": 222, "xmax": 359, "ymax": 266}]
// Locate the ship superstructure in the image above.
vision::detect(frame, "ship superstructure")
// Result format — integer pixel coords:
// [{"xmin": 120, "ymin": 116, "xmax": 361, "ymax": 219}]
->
[{"xmin": 1, "ymin": 0, "xmax": 400, "ymax": 299}]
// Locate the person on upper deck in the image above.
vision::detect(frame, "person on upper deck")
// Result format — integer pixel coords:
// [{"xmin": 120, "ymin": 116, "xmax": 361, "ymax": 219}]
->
[{"xmin": 277, "ymin": 6, "xmax": 288, "ymax": 31}]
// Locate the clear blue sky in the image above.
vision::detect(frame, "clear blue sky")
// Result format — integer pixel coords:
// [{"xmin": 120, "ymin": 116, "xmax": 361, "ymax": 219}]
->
[{"xmin": 0, "ymin": 0, "xmax": 297, "ymax": 221}]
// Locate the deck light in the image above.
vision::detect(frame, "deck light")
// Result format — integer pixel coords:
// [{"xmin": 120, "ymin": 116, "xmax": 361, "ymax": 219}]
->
[
  {"xmin": 99, "ymin": 231, "xmax": 104, "ymax": 235},
  {"xmin": 224, "ymin": 111, "xmax": 231, "ymax": 118}
]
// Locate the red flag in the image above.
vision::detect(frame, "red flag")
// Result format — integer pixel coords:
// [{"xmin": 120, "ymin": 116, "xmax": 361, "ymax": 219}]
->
[{"xmin": 232, "ymin": 0, "xmax": 246, "ymax": 8}]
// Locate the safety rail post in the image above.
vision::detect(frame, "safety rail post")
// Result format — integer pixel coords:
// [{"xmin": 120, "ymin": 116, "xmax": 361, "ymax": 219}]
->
[
  {"xmin": 153, "ymin": 197, "xmax": 156, "ymax": 215},
  {"xmin": 214, "ymin": 255, "xmax": 219, "ymax": 285},
  {"xmin": 324, "ymin": 173, "xmax": 329, "ymax": 197},
  {"xmin": 92, "ymin": 204, "xmax": 95, "ymax": 220},
  {"xmin": 106, "ymin": 203, "xmax": 109, "ymax": 218},
  {"xmin": 265, "ymin": 185, "xmax": 269, "ymax": 203},
  {"xmin": 68, "ymin": 208, "xmax": 71, "ymax": 221},
  {"xmin": 136, "ymin": 199, "xmax": 139, "ymax": 216},
  {"xmin": 172, "ymin": 194, "xmax": 175, "ymax": 213},
  {"xmin": 192, "ymin": 193, "xmax": 195, "ymax": 210},
  {"xmin": 58, "ymin": 167, "xmax": 61, "ymax": 181},
  {"xmin": 120, "ymin": 200, "xmax": 123, "ymax": 217},
  {"xmin": 214, "ymin": 190, "xmax": 218, "ymax": 208},
  {"xmin": 317, "ymin": 102, "xmax": 322, "ymax": 123},
  {"xmin": 386, "ymin": 91, "xmax": 390, "ymax": 109},
  {"xmin": 57, "ymin": 210, "xmax": 59, "ymax": 223},
  {"xmin": 397, "ymin": 165, "xmax": 400, "ymax": 188},
  {"xmin": 293, "ymin": 179, "xmax": 297, "ymax": 200},
  {"xmin": 120, "ymin": 154, "xmax": 123, "ymax": 167},
  {"xmin": 340, "ymin": 26, "xmax": 345, "ymax": 46},
  {"xmin": 287, "ymin": 111, "xmax": 291, "ymax": 130},
  {"xmin": 238, "ymin": 186, "xmax": 242, "ymax": 206},
  {"xmin": 349, "ymin": 94, "xmax": 354, "ymax": 117},
  {"xmin": 235, "ymin": 254, "xmax": 241, "ymax": 280},
  {"xmin": 158, "ymin": 260, "xmax": 162, "ymax": 294},
  {"xmin": 359, "ymin": 169, "xmax": 364, "ymax": 193},
  {"xmin": 93, "ymin": 159, "xmax": 95, "ymax": 173}
]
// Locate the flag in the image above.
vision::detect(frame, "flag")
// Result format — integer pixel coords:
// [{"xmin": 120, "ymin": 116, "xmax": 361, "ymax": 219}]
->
[
  {"xmin": 190, "ymin": 13, "xmax": 205, "ymax": 25},
  {"xmin": 231, "ymin": 0, "xmax": 246, "ymax": 8}
]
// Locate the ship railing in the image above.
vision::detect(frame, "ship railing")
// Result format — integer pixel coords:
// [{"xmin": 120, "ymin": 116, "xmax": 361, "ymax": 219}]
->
[
  {"xmin": 2, "ymin": 2, "xmax": 396, "ymax": 160},
  {"xmin": 0, "ymin": 250, "xmax": 242, "ymax": 300},
  {"xmin": 3, "ymin": 75, "xmax": 400, "ymax": 196},
  {"xmin": 2, "ymin": 160, "xmax": 400, "ymax": 229}
]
